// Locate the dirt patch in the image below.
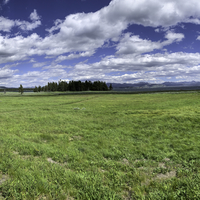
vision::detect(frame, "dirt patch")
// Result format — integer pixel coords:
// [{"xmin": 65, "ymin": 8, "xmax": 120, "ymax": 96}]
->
[
  {"xmin": 163, "ymin": 158, "xmax": 170, "ymax": 162},
  {"xmin": 47, "ymin": 158, "xmax": 59, "ymax": 164},
  {"xmin": 155, "ymin": 170, "xmax": 176, "ymax": 180},
  {"xmin": 0, "ymin": 174, "xmax": 8, "ymax": 185},
  {"xmin": 134, "ymin": 159, "xmax": 146, "ymax": 163},
  {"xmin": 140, "ymin": 159, "xmax": 177, "ymax": 186},
  {"xmin": 13, "ymin": 151, "xmax": 33, "ymax": 160},
  {"xmin": 123, "ymin": 190, "xmax": 134, "ymax": 200},
  {"xmin": 69, "ymin": 135, "xmax": 82, "ymax": 141},
  {"xmin": 0, "ymin": 174, "xmax": 9, "ymax": 199},
  {"xmin": 47, "ymin": 158, "xmax": 67, "ymax": 166},
  {"xmin": 122, "ymin": 158, "xmax": 129, "ymax": 165},
  {"xmin": 99, "ymin": 168, "xmax": 106, "ymax": 173},
  {"xmin": 158, "ymin": 162, "xmax": 166, "ymax": 168}
]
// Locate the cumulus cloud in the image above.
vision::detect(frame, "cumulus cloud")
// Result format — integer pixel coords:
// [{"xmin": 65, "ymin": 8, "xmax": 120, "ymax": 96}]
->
[
  {"xmin": 30, "ymin": 9, "xmax": 41, "ymax": 21},
  {"xmin": 116, "ymin": 33, "xmax": 162, "ymax": 55},
  {"xmin": 2, "ymin": 0, "xmax": 200, "ymax": 86},
  {"xmin": 0, "ymin": 67, "xmax": 18, "ymax": 80},
  {"xmin": 32, "ymin": 62, "xmax": 47, "ymax": 68},
  {"xmin": 0, "ymin": 17, "xmax": 15, "ymax": 32},
  {"xmin": 55, "ymin": 51, "xmax": 95, "ymax": 62},
  {"xmin": 40, "ymin": 0, "xmax": 199, "ymax": 57},
  {"xmin": 16, "ymin": 9, "xmax": 41, "ymax": 31},
  {"xmin": 116, "ymin": 31, "xmax": 184, "ymax": 55},
  {"xmin": 105, "ymin": 0, "xmax": 200, "ymax": 27},
  {"xmin": 0, "ymin": 10, "xmax": 41, "ymax": 32},
  {"xmin": 66, "ymin": 52, "xmax": 200, "ymax": 83},
  {"xmin": 4, "ymin": 0, "xmax": 10, "ymax": 5},
  {"xmin": 2, "ymin": 52, "xmax": 200, "ymax": 87},
  {"xmin": 0, "ymin": 0, "xmax": 197, "ymax": 61},
  {"xmin": 163, "ymin": 32, "xmax": 184, "ymax": 45}
]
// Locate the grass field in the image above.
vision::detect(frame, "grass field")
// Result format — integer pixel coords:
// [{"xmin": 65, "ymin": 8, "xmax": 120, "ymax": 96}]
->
[{"xmin": 0, "ymin": 91, "xmax": 200, "ymax": 199}]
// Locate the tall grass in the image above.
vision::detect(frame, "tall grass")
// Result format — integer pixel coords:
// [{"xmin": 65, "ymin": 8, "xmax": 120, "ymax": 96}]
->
[{"xmin": 0, "ymin": 92, "xmax": 200, "ymax": 199}]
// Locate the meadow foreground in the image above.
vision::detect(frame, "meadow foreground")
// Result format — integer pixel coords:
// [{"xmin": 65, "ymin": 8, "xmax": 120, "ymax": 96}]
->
[{"xmin": 0, "ymin": 92, "xmax": 200, "ymax": 199}]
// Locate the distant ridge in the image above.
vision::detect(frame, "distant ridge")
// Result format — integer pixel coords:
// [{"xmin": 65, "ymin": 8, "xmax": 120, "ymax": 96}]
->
[
  {"xmin": 1, "ymin": 81, "xmax": 200, "ymax": 91},
  {"xmin": 107, "ymin": 81, "xmax": 200, "ymax": 89}
]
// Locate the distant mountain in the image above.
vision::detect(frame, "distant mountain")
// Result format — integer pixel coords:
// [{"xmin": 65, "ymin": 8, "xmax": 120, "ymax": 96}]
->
[
  {"xmin": 0, "ymin": 86, "xmax": 6, "ymax": 89},
  {"xmin": 107, "ymin": 81, "xmax": 200, "ymax": 89}
]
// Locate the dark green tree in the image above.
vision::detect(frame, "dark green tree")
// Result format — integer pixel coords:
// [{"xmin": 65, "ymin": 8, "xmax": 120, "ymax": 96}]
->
[
  {"xmin": 44, "ymin": 85, "xmax": 48, "ymax": 92},
  {"xmin": 19, "ymin": 84, "xmax": 24, "ymax": 95},
  {"xmin": 48, "ymin": 82, "xmax": 52, "ymax": 91},
  {"xmin": 33, "ymin": 86, "xmax": 38, "ymax": 92},
  {"xmin": 38, "ymin": 85, "xmax": 41, "ymax": 92},
  {"xmin": 109, "ymin": 83, "xmax": 113, "ymax": 91}
]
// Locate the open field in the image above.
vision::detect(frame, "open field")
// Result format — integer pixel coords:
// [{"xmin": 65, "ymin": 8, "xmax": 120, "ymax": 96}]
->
[{"xmin": 0, "ymin": 92, "xmax": 200, "ymax": 199}]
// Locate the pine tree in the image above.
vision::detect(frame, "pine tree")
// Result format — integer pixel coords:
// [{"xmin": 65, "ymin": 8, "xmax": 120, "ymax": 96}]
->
[
  {"xmin": 33, "ymin": 86, "xmax": 38, "ymax": 92},
  {"xmin": 19, "ymin": 84, "xmax": 24, "ymax": 95},
  {"xmin": 38, "ymin": 85, "xmax": 41, "ymax": 92},
  {"xmin": 109, "ymin": 83, "xmax": 113, "ymax": 91}
]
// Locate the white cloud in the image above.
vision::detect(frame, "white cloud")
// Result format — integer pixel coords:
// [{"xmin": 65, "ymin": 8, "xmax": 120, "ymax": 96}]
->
[
  {"xmin": 0, "ymin": 10, "xmax": 41, "ymax": 32},
  {"xmin": 105, "ymin": 0, "xmax": 200, "ymax": 27},
  {"xmin": 16, "ymin": 20, "xmax": 41, "ymax": 31},
  {"xmin": 2, "ymin": 52, "xmax": 200, "ymax": 87},
  {"xmin": 116, "ymin": 33, "xmax": 162, "ymax": 55},
  {"xmin": 30, "ymin": 9, "xmax": 40, "ymax": 21},
  {"xmin": 0, "ymin": 0, "xmax": 198, "ymax": 61},
  {"xmin": 0, "ymin": 67, "xmax": 18, "ymax": 80},
  {"xmin": 2, "ymin": 63, "xmax": 19, "ymax": 69},
  {"xmin": 4, "ymin": 0, "xmax": 10, "ymax": 5},
  {"xmin": 32, "ymin": 62, "xmax": 47, "ymax": 68},
  {"xmin": 16, "ymin": 10, "xmax": 41, "ymax": 31},
  {"xmin": 2, "ymin": 0, "xmax": 200, "ymax": 86},
  {"xmin": 116, "ymin": 32, "xmax": 184, "ymax": 55},
  {"xmin": 0, "ymin": 17, "xmax": 15, "ymax": 32},
  {"xmin": 55, "ymin": 51, "xmax": 95, "ymax": 62},
  {"xmin": 42, "ymin": 64, "xmax": 68, "ymax": 70},
  {"xmin": 40, "ymin": 0, "xmax": 199, "ymax": 57},
  {"xmin": 66, "ymin": 52, "xmax": 200, "ymax": 83},
  {"xmin": 163, "ymin": 32, "xmax": 184, "ymax": 44}
]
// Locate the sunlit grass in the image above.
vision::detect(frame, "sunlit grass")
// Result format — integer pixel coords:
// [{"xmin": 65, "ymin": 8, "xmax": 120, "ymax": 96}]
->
[{"xmin": 0, "ymin": 92, "xmax": 200, "ymax": 199}]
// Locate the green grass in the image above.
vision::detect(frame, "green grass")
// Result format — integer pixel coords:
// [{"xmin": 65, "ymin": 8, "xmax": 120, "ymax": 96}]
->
[{"xmin": 1, "ymin": 92, "xmax": 200, "ymax": 199}]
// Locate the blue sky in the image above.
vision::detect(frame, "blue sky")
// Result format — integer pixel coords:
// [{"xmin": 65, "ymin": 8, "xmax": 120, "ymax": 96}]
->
[{"xmin": 1, "ymin": 0, "xmax": 200, "ymax": 87}]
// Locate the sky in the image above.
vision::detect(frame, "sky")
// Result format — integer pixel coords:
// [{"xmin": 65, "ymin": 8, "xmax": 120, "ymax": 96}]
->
[{"xmin": 1, "ymin": 0, "xmax": 200, "ymax": 87}]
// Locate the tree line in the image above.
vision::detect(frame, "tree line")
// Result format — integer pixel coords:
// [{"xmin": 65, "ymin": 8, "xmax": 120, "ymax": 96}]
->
[{"xmin": 33, "ymin": 80, "xmax": 113, "ymax": 92}]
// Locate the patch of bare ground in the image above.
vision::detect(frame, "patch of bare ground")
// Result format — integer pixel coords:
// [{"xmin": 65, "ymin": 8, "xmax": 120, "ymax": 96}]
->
[
  {"xmin": 98, "ymin": 168, "xmax": 106, "ymax": 173},
  {"xmin": 141, "ymin": 158, "xmax": 177, "ymax": 186},
  {"xmin": 66, "ymin": 197, "xmax": 74, "ymax": 200},
  {"xmin": 155, "ymin": 171, "xmax": 176, "ymax": 180},
  {"xmin": 0, "ymin": 174, "xmax": 8, "ymax": 186},
  {"xmin": 158, "ymin": 162, "xmax": 166, "ymax": 168},
  {"xmin": 123, "ymin": 190, "xmax": 134, "ymax": 200},
  {"xmin": 36, "ymin": 194, "xmax": 74, "ymax": 200},
  {"xmin": 163, "ymin": 158, "xmax": 170, "ymax": 162},
  {"xmin": 0, "ymin": 173, "xmax": 9, "ymax": 199},
  {"xmin": 47, "ymin": 158, "xmax": 67, "ymax": 167},
  {"xmin": 134, "ymin": 159, "xmax": 146, "ymax": 163},
  {"xmin": 36, "ymin": 195, "xmax": 47, "ymax": 200},
  {"xmin": 122, "ymin": 158, "xmax": 129, "ymax": 165},
  {"xmin": 13, "ymin": 151, "xmax": 39, "ymax": 160},
  {"xmin": 69, "ymin": 135, "xmax": 82, "ymax": 141}
]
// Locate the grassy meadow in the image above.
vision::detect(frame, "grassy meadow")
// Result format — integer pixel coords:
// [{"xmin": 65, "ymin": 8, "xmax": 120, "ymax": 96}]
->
[{"xmin": 0, "ymin": 91, "xmax": 200, "ymax": 199}]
